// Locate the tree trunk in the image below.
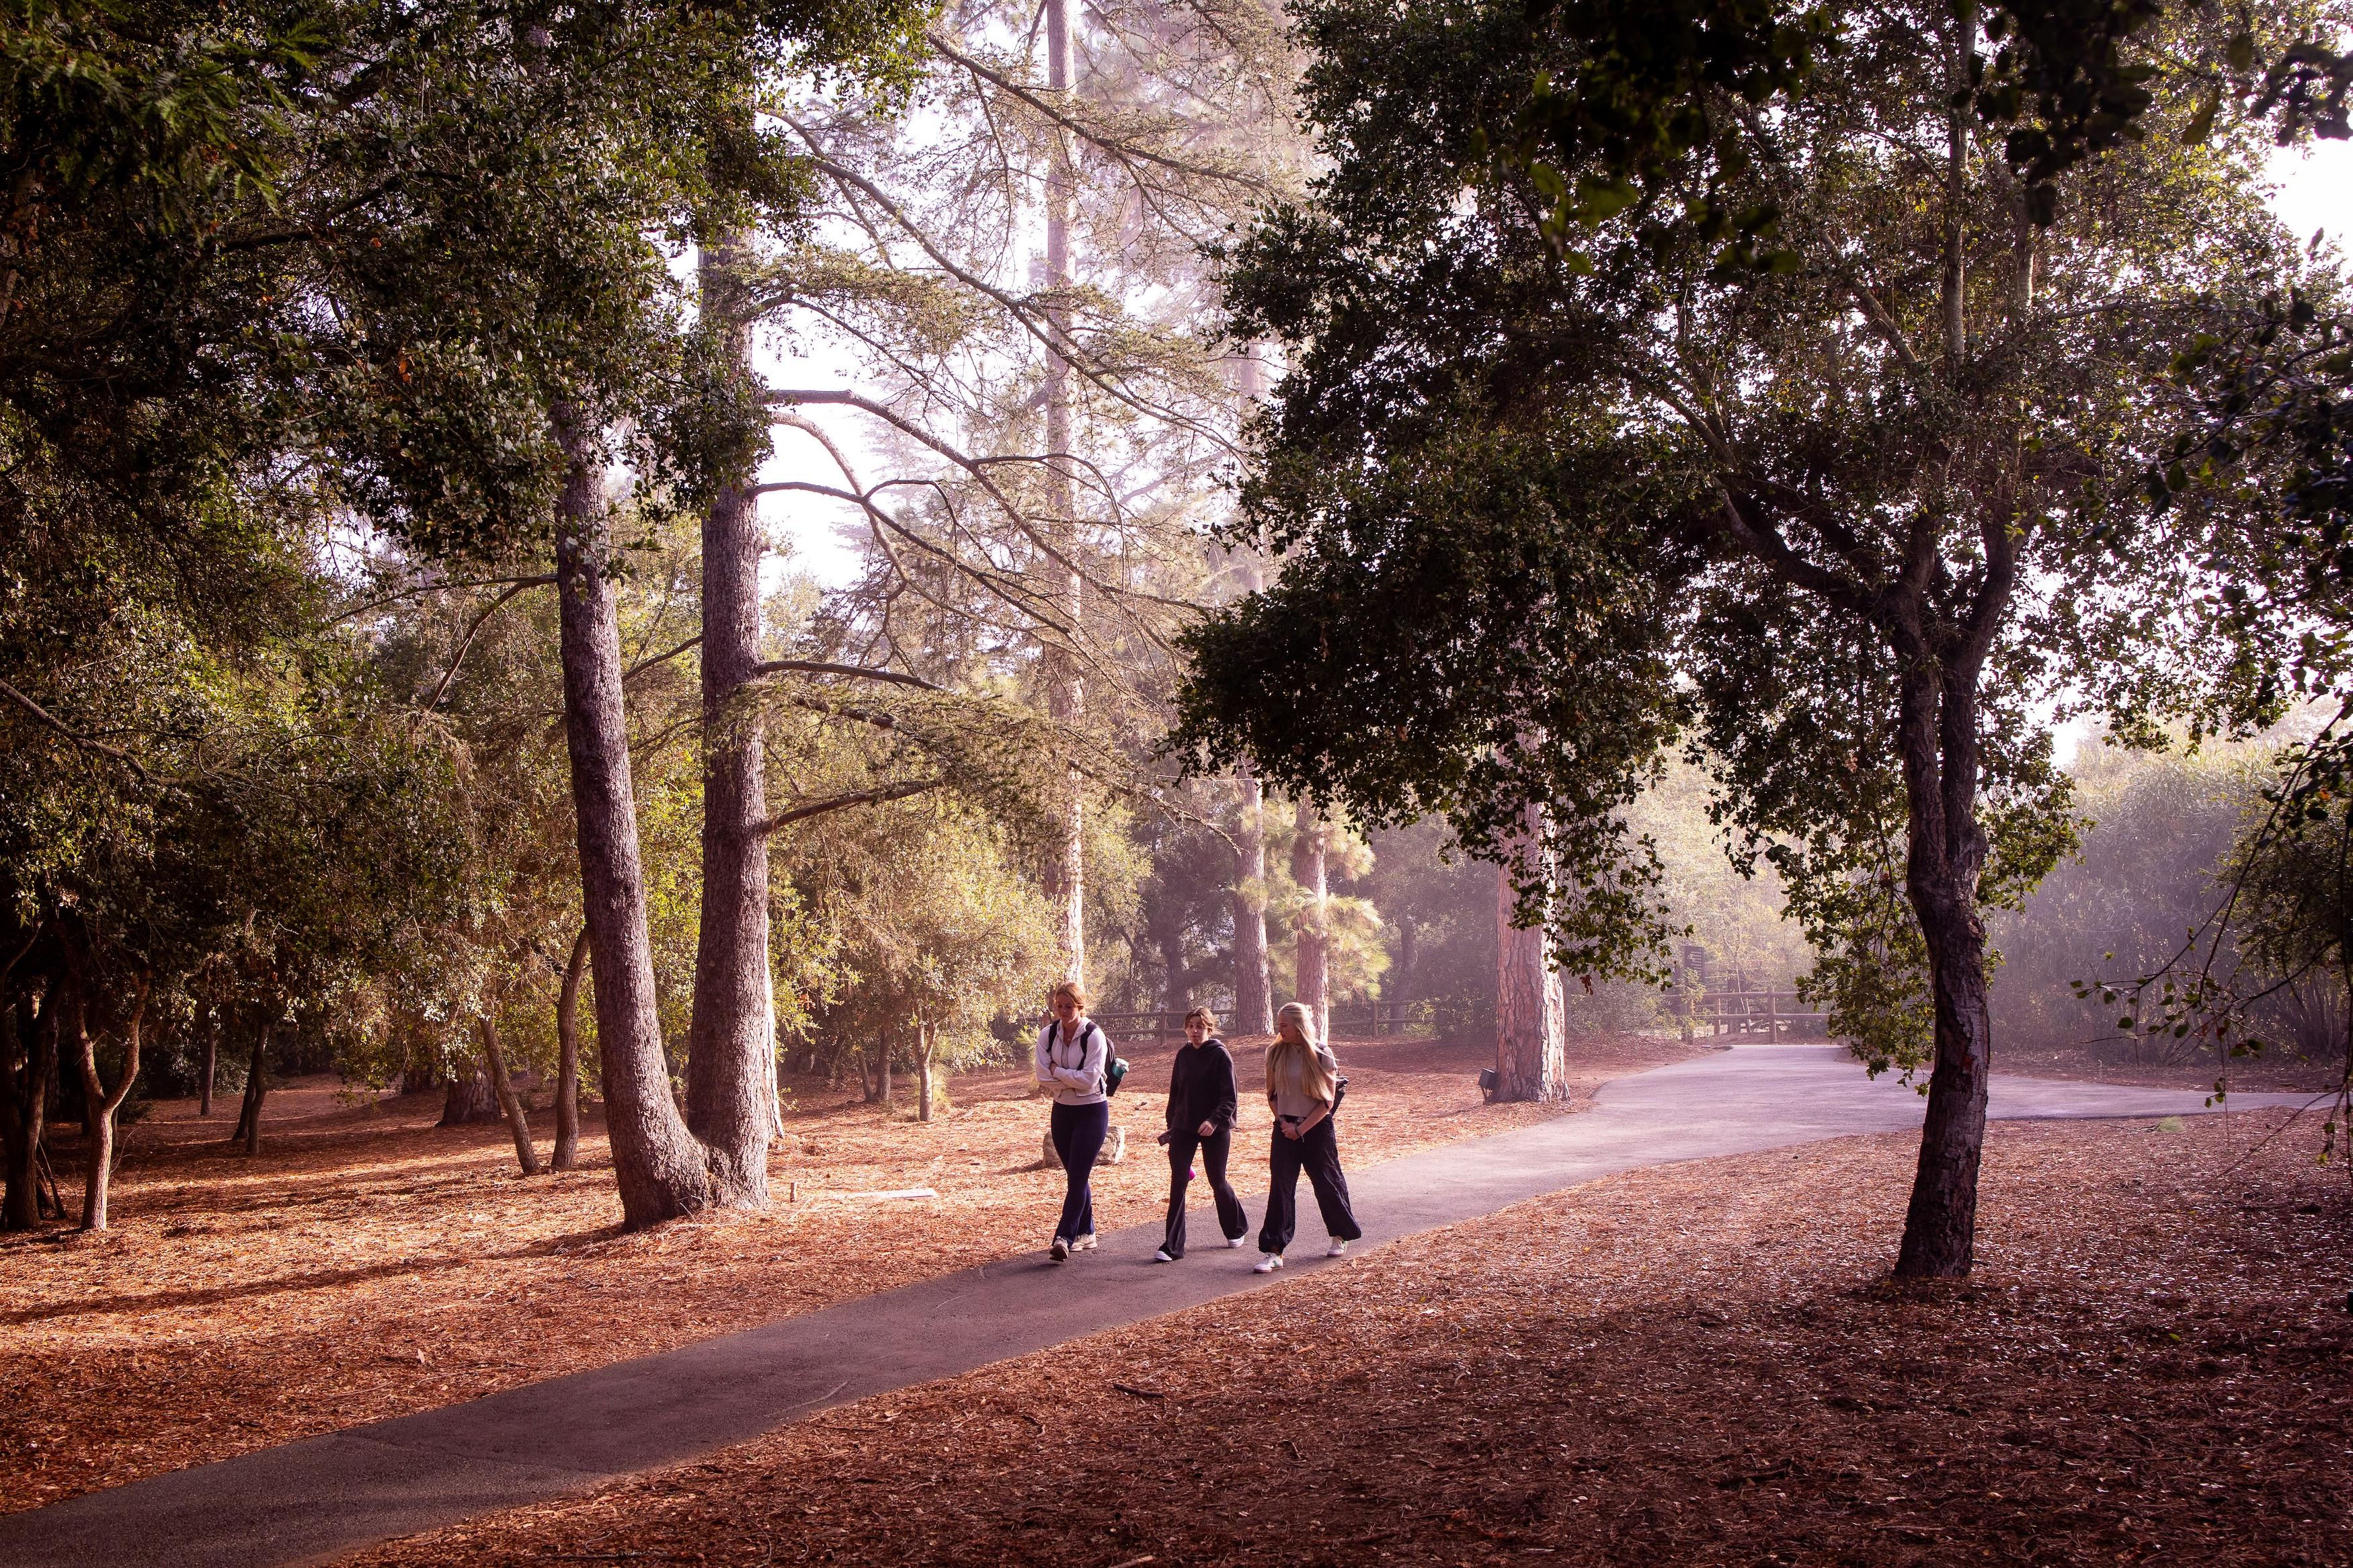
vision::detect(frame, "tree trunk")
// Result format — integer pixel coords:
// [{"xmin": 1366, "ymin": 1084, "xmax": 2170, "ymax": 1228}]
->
[
  {"xmin": 917, "ymin": 1024, "xmax": 936, "ymax": 1124},
  {"xmin": 554, "ymin": 924, "xmax": 588, "ymax": 1171},
  {"xmin": 198, "ymin": 1016, "xmax": 216, "ymax": 1118},
  {"xmin": 1232, "ymin": 770, "xmax": 1274, "ymax": 1035},
  {"xmin": 1293, "ymin": 799, "xmax": 1330, "ymax": 1041},
  {"xmin": 1395, "ymin": 914, "xmax": 1419, "ymax": 1007},
  {"xmin": 553, "ymin": 409, "xmax": 711, "ymax": 1228},
  {"xmin": 1891, "ymin": 637, "xmax": 1998, "ymax": 1278},
  {"xmin": 73, "ymin": 976, "xmax": 147, "ymax": 1232},
  {"xmin": 1039, "ymin": 0, "xmax": 1087, "ymax": 989},
  {"xmin": 440, "ymin": 1069, "xmax": 500, "ymax": 1126},
  {"xmin": 2, "ymin": 987, "xmax": 54, "ymax": 1232},
  {"xmin": 475, "ymin": 1012, "xmax": 541, "ymax": 1175},
  {"xmin": 232, "ymin": 1023, "xmax": 268, "ymax": 1155},
  {"xmin": 1494, "ymin": 807, "xmax": 1568, "ymax": 1102},
  {"xmin": 682, "ymin": 231, "xmax": 774, "ymax": 1211}
]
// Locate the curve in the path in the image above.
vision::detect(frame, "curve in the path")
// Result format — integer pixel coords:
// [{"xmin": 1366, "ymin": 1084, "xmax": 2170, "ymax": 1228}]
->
[{"xmin": 0, "ymin": 1044, "xmax": 2311, "ymax": 1568}]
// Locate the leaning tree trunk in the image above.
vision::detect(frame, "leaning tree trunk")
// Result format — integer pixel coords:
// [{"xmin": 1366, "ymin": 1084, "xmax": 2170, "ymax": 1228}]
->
[
  {"xmin": 553, "ymin": 925, "xmax": 588, "ymax": 1171},
  {"xmin": 682, "ymin": 233, "xmax": 774, "ymax": 1210},
  {"xmin": 475, "ymin": 1012, "xmax": 541, "ymax": 1176},
  {"xmin": 1232, "ymin": 771, "xmax": 1275, "ymax": 1035},
  {"xmin": 231, "ymin": 1022, "xmax": 269, "ymax": 1155},
  {"xmin": 2, "ymin": 988, "xmax": 54, "ymax": 1231},
  {"xmin": 1891, "ymin": 636, "xmax": 1997, "ymax": 1279},
  {"xmin": 1494, "ymin": 805, "xmax": 1568, "ymax": 1102},
  {"xmin": 73, "ymin": 977, "xmax": 146, "ymax": 1232},
  {"xmin": 1293, "ymin": 800, "xmax": 1331, "ymax": 1042},
  {"xmin": 553, "ymin": 409, "xmax": 711, "ymax": 1228}
]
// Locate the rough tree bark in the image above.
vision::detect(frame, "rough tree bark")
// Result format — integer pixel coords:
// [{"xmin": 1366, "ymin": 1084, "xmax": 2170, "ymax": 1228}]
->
[
  {"xmin": 1039, "ymin": 0, "xmax": 1087, "ymax": 987},
  {"xmin": 1293, "ymin": 799, "xmax": 1330, "ymax": 1042},
  {"xmin": 198, "ymin": 1013, "xmax": 216, "ymax": 1118},
  {"xmin": 553, "ymin": 924, "xmax": 588, "ymax": 1171},
  {"xmin": 553, "ymin": 409, "xmax": 711, "ymax": 1227},
  {"xmin": 2, "ymin": 986, "xmax": 54, "ymax": 1231},
  {"xmin": 440, "ymin": 1068, "xmax": 500, "ymax": 1126},
  {"xmin": 682, "ymin": 232, "xmax": 774, "ymax": 1210},
  {"xmin": 1494, "ymin": 804, "xmax": 1568, "ymax": 1103},
  {"xmin": 73, "ymin": 975, "xmax": 146, "ymax": 1231},
  {"xmin": 475, "ymin": 1012, "xmax": 541, "ymax": 1175}
]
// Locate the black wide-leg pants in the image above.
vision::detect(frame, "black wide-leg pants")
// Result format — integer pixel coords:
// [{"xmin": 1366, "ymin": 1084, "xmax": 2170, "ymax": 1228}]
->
[
  {"xmin": 1161, "ymin": 1126, "xmax": 1248, "ymax": 1258},
  {"xmin": 1257, "ymin": 1116, "xmax": 1361, "ymax": 1256}
]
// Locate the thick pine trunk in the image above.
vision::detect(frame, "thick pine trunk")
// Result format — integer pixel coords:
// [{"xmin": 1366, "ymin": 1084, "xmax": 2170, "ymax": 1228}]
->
[
  {"xmin": 440, "ymin": 1068, "xmax": 500, "ymax": 1125},
  {"xmin": 73, "ymin": 979, "xmax": 145, "ymax": 1232},
  {"xmin": 1232, "ymin": 771, "xmax": 1274, "ymax": 1034},
  {"xmin": 553, "ymin": 410, "xmax": 711, "ymax": 1228},
  {"xmin": 554, "ymin": 925, "xmax": 588, "ymax": 1171},
  {"xmin": 475, "ymin": 1013, "xmax": 541, "ymax": 1175},
  {"xmin": 2, "ymin": 990, "xmax": 53, "ymax": 1231},
  {"xmin": 682, "ymin": 235, "xmax": 773, "ymax": 1210},
  {"xmin": 1494, "ymin": 818, "xmax": 1567, "ymax": 1103},
  {"xmin": 1293, "ymin": 800, "xmax": 1330, "ymax": 1041}
]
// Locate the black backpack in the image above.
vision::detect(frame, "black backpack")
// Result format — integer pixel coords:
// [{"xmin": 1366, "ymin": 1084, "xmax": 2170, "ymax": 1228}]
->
[{"xmin": 1050, "ymin": 1019, "xmax": 1128, "ymax": 1096}]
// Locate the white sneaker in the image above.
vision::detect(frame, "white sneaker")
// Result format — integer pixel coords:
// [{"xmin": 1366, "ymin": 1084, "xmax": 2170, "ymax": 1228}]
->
[
  {"xmin": 1073, "ymin": 1233, "xmax": 1099, "ymax": 1252},
  {"xmin": 1049, "ymin": 1237, "xmax": 1070, "ymax": 1263},
  {"xmin": 1227, "ymin": 1236, "xmax": 1246, "ymax": 1249},
  {"xmin": 1326, "ymin": 1239, "xmax": 1350, "ymax": 1258},
  {"xmin": 1152, "ymin": 1248, "xmax": 1176, "ymax": 1263},
  {"xmin": 1253, "ymin": 1253, "xmax": 1284, "ymax": 1274}
]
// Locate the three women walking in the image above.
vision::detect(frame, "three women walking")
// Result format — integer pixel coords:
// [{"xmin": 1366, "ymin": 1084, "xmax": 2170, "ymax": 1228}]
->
[{"xmin": 1036, "ymin": 985, "xmax": 1361, "ymax": 1270}]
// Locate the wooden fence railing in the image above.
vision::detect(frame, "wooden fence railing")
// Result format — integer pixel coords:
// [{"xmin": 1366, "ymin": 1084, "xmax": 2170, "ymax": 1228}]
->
[{"xmin": 1673, "ymin": 987, "xmax": 1829, "ymax": 1041}]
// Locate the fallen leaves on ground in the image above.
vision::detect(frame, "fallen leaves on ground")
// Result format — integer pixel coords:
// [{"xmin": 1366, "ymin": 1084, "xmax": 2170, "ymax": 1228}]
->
[
  {"xmin": 350, "ymin": 1108, "xmax": 2353, "ymax": 1568},
  {"xmin": 1, "ymin": 1031, "xmax": 1681, "ymax": 1513}
]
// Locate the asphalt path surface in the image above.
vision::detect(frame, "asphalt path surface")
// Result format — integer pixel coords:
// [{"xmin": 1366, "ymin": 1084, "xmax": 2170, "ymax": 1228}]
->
[{"xmin": 0, "ymin": 1043, "xmax": 2313, "ymax": 1567}]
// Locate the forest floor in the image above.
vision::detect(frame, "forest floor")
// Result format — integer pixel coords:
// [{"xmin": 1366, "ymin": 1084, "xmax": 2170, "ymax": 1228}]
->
[
  {"xmin": 0, "ymin": 1030, "xmax": 1691, "ymax": 1515},
  {"xmin": 345, "ymin": 1106, "xmax": 2353, "ymax": 1568}
]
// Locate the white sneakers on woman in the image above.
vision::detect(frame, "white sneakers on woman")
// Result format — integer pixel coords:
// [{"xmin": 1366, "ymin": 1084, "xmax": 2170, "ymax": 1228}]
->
[
  {"xmin": 1227, "ymin": 1236, "xmax": 1247, "ymax": 1249},
  {"xmin": 1049, "ymin": 1237, "xmax": 1070, "ymax": 1263},
  {"xmin": 1326, "ymin": 1239, "xmax": 1349, "ymax": 1257},
  {"xmin": 1253, "ymin": 1253, "xmax": 1284, "ymax": 1274},
  {"xmin": 1073, "ymin": 1233, "xmax": 1098, "ymax": 1251},
  {"xmin": 1152, "ymin": 1247, "xmax": 1176, "ymax": 1263}
]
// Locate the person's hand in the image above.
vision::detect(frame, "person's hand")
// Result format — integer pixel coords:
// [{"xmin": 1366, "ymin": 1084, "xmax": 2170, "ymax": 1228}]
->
[
  {"xmin": 1197, "ymin": 1120, "xmax": 1215, "ymax": 1138},
  {"xmin": 1155, "ymin": 1130, "xmax": 1171, "ymax": 1147},
  {"xmin": 1281, "ymin": 1120, "xmax": 1301, "ymax": 1140}
]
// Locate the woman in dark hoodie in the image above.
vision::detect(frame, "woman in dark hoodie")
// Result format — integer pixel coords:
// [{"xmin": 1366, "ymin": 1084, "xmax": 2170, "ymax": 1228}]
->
[{"xmin": 1152, "ymin": 1007, "xmax": 1248, "ymax": 1262}]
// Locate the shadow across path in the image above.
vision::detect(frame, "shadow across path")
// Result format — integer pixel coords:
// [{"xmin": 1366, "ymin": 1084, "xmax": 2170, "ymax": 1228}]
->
[{"xmin": 0, "ymin": 1044, "xmax": 2308, "ymax": 1568}]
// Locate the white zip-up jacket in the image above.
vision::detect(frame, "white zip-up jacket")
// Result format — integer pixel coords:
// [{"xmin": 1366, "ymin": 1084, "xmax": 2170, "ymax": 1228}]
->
[{"xmin": 1034, "ymin": 1018, "xmax": 1109, "ymax": 1106}]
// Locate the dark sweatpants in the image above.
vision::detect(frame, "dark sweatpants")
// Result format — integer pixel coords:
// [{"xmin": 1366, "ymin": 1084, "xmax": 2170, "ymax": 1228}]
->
[
  {"xmin": 1161, "ymin": 1126, "xmax": 1248, "ymax": 1259},
  {"xmin": 1049, "ymin": 1100, "xmax": 1109, "ymax": 1243},
  {"xmin": 1257, "ymin": 1115, "xmax": 1361, "ymax": 1255}
]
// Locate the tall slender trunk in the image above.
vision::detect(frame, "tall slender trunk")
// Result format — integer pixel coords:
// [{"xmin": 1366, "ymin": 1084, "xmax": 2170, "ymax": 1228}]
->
[
  {"xmin": 554, "ymin": 925, "xmax": 588, "ymax": 1171},
  {"xmin": 2, "ymin": 987, "xmax": 53, "ymax": 1231},
  {"xmin": 917, "ymin": 1023, "xmax": 936, "ymax": 1124},
  {"xmin": 1040, "ymin": 0, "xmax": 1086, "ymax": 986},
  {"xmin": 1293, "ymin": 800, "xmax": 1330, "ymax": 1041},
  {"xmin": 1232, "ymin": 771, "xmax": 1274, "ymax": 1034},
  {"xmin": 682, "ymin": 232, "xmax": 774, "ymax": 1210},
  {"xmin": 73, "ymin": 977, "xmax": 145, "ymax": 1231},
  {"xmin": 1395, "ymin": 914, "xmax": 1419, "ymax": 1007},
  {"xmin": 475, "ymin": 1012, "xmax": 541, "ymax": 1176},
  {"xmin": 198, "ymin": 1014, "xmax": 216, "ymax": 1118},
  {"xmin": 553, "ymin": 409, "xmax": 711, "ymax": 1228},
  {"xmin": 1494, "ymin": 804, "xmax": 1568, "ymax": 1102}
]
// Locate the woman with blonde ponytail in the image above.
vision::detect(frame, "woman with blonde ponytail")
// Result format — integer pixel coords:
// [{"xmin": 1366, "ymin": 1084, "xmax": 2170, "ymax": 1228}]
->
[{"xmin": 1253, "ymin": 1001, "xmax": 1361, "ymax": 1272}]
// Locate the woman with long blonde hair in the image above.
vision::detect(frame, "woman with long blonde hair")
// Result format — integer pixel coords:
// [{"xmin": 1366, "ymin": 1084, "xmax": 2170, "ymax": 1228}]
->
[{"xmin": 1253, "ymin": 1001, "xmax": 1361, "ymax": 1272}]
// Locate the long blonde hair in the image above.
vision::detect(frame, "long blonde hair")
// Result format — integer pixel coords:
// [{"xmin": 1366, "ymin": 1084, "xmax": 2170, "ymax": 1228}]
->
[{"xmin": 1265, "ymin": 1002, "xmax": 1335, "ymax": 1108}]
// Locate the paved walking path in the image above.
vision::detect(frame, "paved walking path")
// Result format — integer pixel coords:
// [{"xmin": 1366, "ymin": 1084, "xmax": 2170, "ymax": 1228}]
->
[{"xmin": 0, "ymin": 1045, "xmax": 2315, "ymax": 1568}]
